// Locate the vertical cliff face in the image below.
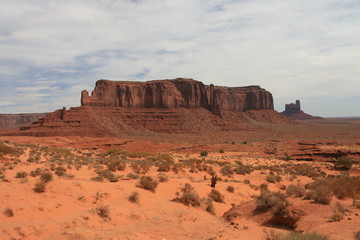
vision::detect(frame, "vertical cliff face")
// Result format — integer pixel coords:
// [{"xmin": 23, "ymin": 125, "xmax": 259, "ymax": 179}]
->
[
  {"xmin": 81, "ymin": 78, "xmax": 274, "ymax": 112},
  {"xmin": 206, "ymin": 85, "xmax": 274, "ymax": 111},
  {"xmin": 81, "ymin": 78, "xmax": 209, "ymax": 109}
]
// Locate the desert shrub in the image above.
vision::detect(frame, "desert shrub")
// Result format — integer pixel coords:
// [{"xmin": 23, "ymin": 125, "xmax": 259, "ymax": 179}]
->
[
  {"xmin": 33, "ymin": 181, "xmax": 46, "ymax": 193},
  {"xmin": 219, "ymin": 149, "xmax": 224, "ymax": 153},
  {"xmin": 203, "ymin": 198, "xmax": 215, "ymax": 215},
  {"xmin": 305, "ymin": 179, "xmax": 332, "ymax": 204},
  {"xmin": 30, "ymin": 168, "xmax": 43, "ymax": 177},
  {"xmin": 174, "ymin": 183, "xmax": 201, "ymax": 207},
  {"xmin": 260, "ymin": 183, "xmax": 269, "ymax": 193},
  {"xmin": 221, "ymin": 164, "xmax": 234, "ymax": 177},
  {"xmin": 157, "ymin": 161, "xmax": 173, "ymax": 172},
  {"xmin": 128, "ymin": 191, "xmax": 139, "ymax": 203},
  {"xmin": 131, "ymin": 161, "xmax": 150, "ymax": 174},
  {"xmin": 329, "ymin": 201, "xmax": 347, "ymax": 222},
  {"xmin": 234, "ymin": 161, "xmax": 253, "ymax": 175},
  {"xmin": 127, "ymin": 172, "xmax": 139, "ymax": 179},
  {"xmin": 226, "ymin": 185, "xmax": 235, "ymax": 193},
  {"xmin": 96, "ymin": 205, "xmax": 110, "ymax": 219},
  {"xmin": 354, "ymin": 231, "xmax": 360, "ymax": 240},
  {"xmin": 96, "ymin": 169, "xmax": 118, "ymax": 182},
  {"xmin": 91, "ymin": 175, "xmax": 104, "ymax": 182},
  {"xmin": 266, "ymin": 173, "xmax": 281, "ymax": 183},
  {"xmin": 0, "ymin": 142, "xmax": 20, "ymax": 155},
  {"xmin": 284, "ymin": 155, "xmax": 293, "ymax": 161},
  {"xmin": 277, "ymin": 232, "xmax": 328, "ymax": 240},
  {"xmin": 256, "ymin": 191, "xmax": 287, "ymax": 211},
  {"xmin": 353, "ymin": 200, "xmax": 360, "ymax": 209},
  {"xmin": 330, "ymin": 176, "xmax": 360, "ymax": 199},
  {"xmin": 200, "ymin": 151, "xmax": 208, "ymax": 157},
  {"xmin": 157, "ymin": 173, "xmax": 169, "ymax": 182},
  {"xmin": 334, "ymin": 156, "xmax": 353, "ymax": 170},
  {"xmin": 208, "ymin": 189, "xmax": 225, "ymax": 203},
  {"xmin": 40, "ymin": 172, "xmax": 53, "ymax": 183},
  {"xmin": 292, "ymin": 164, "xmax": 324, "ymax": 178},
  {"xmin": 137, "ymin": 176, "xmax": 158, "ymax": 192},
  {"xmin": 3, "ymin": 208, "xmax": 14, "ymax": 217},
  {"xmin": 107, "ymin": 160, "xmax": 126, "ymax": 172},
  {"xmin": 15, "ymin": 171, "xmax": 27, "ymax": 178},
  {"xmin": 286, "ymin": 184, "xmax": 305, "ymax": 198},
  {"xmin": 54, "ymin": 166, "xmax": 66, "ymax": 176}
]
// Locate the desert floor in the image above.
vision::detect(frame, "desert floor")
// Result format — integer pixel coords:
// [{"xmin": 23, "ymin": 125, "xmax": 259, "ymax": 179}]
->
[{"xmin": 1, "ymin": 119, "xmax": 360, "ymax": 240}]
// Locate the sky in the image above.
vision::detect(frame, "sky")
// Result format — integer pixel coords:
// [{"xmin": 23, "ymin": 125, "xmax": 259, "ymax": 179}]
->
[{"xmin": 0, "ymin": 0, "xmax": 359, "ymax": 117}]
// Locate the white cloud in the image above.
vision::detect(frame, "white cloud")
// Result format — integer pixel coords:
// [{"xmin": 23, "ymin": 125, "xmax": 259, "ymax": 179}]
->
[{"xmin": 0, "ymin": 0, "xmax": 359, "ymax": 117}]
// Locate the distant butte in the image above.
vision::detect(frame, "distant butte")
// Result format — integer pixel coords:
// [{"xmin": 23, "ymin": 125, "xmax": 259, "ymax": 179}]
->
[
  {"xmin": 280, "ymin": 100, "xmax": 322, "ymax": 120},
  {"xmin": 1, "ymin": 78, "xmax": 293, "ymax": 137}
]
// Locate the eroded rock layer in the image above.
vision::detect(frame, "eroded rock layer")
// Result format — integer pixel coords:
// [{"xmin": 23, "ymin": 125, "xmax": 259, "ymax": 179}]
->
[{"xmin": 0, "ymin": 113, "xmax": 48, "ymax": 129}]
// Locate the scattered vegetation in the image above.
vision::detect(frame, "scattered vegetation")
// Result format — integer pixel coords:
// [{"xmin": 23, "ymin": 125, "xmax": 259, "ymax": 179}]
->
[
  {"xmin": 128, "ymin": 191, "xmax": 139, "ymax": 203},
  {"xmin": 157, "ymin": 173, "xmax": 169, "ymax": 182},
  {"xmin": 329, "ymin": 201, "xmax": 348, "ymax": 222},
  {"xmin": 173, "ymin": 183, "xmax": 201, "ymax": 207},
  {"xmin": 96, "ymin": 205, "xmax": 110, "ymax": 219},
  {"xmin": 200, "ymin": 151, "xmax": 208, "ymax": 157},
  {"xmin": 256, "ymin": 191, "xmax": 288, "ymax": 212},
  {"xmin": 334, "ymin": 156, "xmax": 353, "ymax": 171},
  {"xmin": 208, "ymin": 189, "xmax": 225, "ymax": 203},
  {"xmin": 354, "ymin": 231, "xmax": 360, "ymax": 240},
  {"xmin": 3, "ymin": 208, "xmax": 14, "ymax": 217},
  {"xmin": 15, "ymin": 171, "xmax": 28, "ymax": 178},
  {"xmin": 33, "ymin": 181, "xmax": 46, "ymax": 193},
  {"xmin": 137, "ymin": 176, "xmax": 158, "ymax": 192},
  {"xmin": 226, "ymin": 185, "xmax": 235, "ymax": 193},
  {"xmin": 40, "ymin": 172, "xmax": 53, "ymax": 183},
  {"xmin": 263, "ymin": 230, "xmax": 328, "ymax": 240},
  {"xmin": 286, "ymin": 184, "xmax": 305, "ymax": 198}
]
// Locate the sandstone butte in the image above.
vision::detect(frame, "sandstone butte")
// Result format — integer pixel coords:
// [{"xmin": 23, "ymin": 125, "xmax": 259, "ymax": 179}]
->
[
  {"xmin": 280, "ymin": 100, "xmax": 323, "ymax": 120},
  {"xmin": 1, "ymin": 78, "xmax": 293, "ymax": 137}
]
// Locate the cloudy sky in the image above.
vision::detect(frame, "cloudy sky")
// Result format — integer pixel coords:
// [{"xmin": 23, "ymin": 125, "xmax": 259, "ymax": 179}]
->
[{"xmin": 0, "ymin": 0, "xmax": 359, "ymax": 117}]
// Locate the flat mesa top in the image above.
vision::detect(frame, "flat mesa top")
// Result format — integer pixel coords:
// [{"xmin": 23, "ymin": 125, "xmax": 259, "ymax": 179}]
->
[{"xmin": 95, "ymin": 78, "xmax": 262, "ymax": 90}]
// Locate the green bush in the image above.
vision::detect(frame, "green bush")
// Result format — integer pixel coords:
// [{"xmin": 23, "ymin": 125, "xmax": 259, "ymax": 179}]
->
[
  {"xmin": 334, "ymin": 156, "xmax": 353, "ymax": 170},
  {"xmin": 96, "ymin": 205, "xmax": 110, "ymax": 219},
  {"xmin": 137, "ymin": 176, "xmax": 158, "ymax": 192},
  {"xmin": 275, "ymin": 231, "xmax": 328, "ymax": 240}
]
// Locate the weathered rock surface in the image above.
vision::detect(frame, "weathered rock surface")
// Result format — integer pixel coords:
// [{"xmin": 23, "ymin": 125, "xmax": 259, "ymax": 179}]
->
[
  {"xmin": 1, "ymin": 78, "xmax": 293, "ymax": 137},
  {"xmin": 81, "ymin": 78, "xmax": 274, "ymax": 112},
  {"xmin": 0, "ymin": 113, "xmax": 48, "ymax": 129},
  {"xmin": 281, "ymin": 100, "xmax": 322, "ymax": 120}
]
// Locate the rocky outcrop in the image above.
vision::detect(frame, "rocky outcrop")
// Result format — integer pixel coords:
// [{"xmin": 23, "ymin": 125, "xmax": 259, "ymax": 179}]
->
[
  {"xmin": 0, "ymin": 113, "xmax": 48, "ymax": 129},
  {"xmin": 1, "ymin": 78, "xmax": 293, "ymax": 137},
  {"xmin": 81, "ymin": 78, "xmax": 274, "ymax": 112},
  {"xmin": 281, "ymin": 100, "xmax": 322, "ymax": 120}
]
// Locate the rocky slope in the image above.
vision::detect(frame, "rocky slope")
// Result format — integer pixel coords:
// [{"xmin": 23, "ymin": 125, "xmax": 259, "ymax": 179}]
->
[
  {"xmin": 0, "ymin": 113, "xmax": 48, "ymax": 129},
  {"xmin": 2, "ymin": 78, "xmax": 292, "ymax": 137}
]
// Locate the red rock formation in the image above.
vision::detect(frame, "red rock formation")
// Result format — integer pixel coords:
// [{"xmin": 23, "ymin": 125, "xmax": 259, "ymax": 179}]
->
[
  {"xmin": 281, "ymin": 100, "xmax": 322, "ymax": 120},
  {"xmin": 1, "ymin": 78, "xmax": 293, "ymax": 137},
  {"xmin": 81, "ymin": 78, "xmax": 274, "ymax": 112},
  {"xmin": 0, "ymin": 113, "xmax": 48, "ymax": 129}
]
